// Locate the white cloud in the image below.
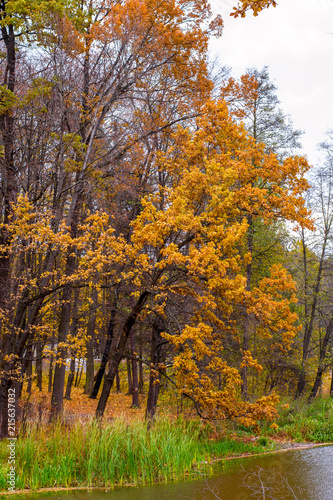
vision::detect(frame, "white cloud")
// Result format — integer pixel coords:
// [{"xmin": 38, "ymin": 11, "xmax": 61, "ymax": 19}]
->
[{"xmin": 209, "ymin": 0, "xmax": 333, "ymax": 167}]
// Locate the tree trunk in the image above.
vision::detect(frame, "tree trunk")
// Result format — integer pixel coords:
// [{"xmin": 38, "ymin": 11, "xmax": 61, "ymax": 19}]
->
[
  {"xmin": 131, "ymin": 331, "xmax": 139, "ymax": 408},
  {"xmin": 49, "ymin": 277, "xmax": 79, "ymax": 420},
  {"xmin": 64, "ymin": 357, "xmax": 75, "ymax": 400},
  {"xmin": 0, "ymin": 11, "xmax": 17, "ymax": 441},
  {"xmin": 49, "ymin": 186, "xmax": 82, "ymax": 421},
  {"xmin": 48, "ymin": 352, "xmax": 54, "ymax": 393},
  {"xmin": 84, "ymin": 289, "xmax": 97, "ymax": 395},
  {"xmin": 0, "ymin": 288, "xmax": 51, "ymax": 437},
  {"xmin": 308, "ymin": 317, "xmax": 333, "ymax": 402},
  {"xmin": 49, "ymin": 288, "xmax": 72, "ymax": 420},
  {"xmin": 48, "ymin": 38, "xmax": 91, "ymax": 416},
  {"xmin": 126, "ymin": 357, "xmax": 133, "ymax": 395},
  {"xmin": 0, "ymin": 382, "xmax": 10, "ymax": 438},
  {"xmin": 36, "ymin": 341, "xmax": 43, "ymax": 391},
  {"xmin": 90, "ymin": 290, "xmax": 118, "ymax": 399},
  {"xmin": 85, "ymin": 342, "xmax": 94, "ymax": 395},
  {"xmin": 75, "ymin": 360, "xmax": 83, "ymax": 387},
  {"xmin": 241, "ymin": 215, "xmax": 253, "ymax": 399},
  {"xmin": 295, "ymin": 229, "xmax": 328, "ymax": 398},
  {"xmin": 116, "ymin": 369, "xmax": 121, "ymax": 393},
  {"xmin": 145, "ymin": 318, "xmax": 166, "ymax": 421},
  {"xmin": 64, "ymin": 290, "xmax": 81, "ymax": 400},
  {"xmin": 26, "ymin": 357, "xmax": 32, "ymax": 394},
  {"xmin": 240, "ymin": 315, "xmax": 249, "ymax": 399},
  {"xmin": 0, "ymin": 23, "xmax": 78, "ymax": 432},
  {"xmin": 139, "ymin": 336, "xmax": 144, "ymax": 394},
  {"xmin": 0, "ymin": 20, "xmax": 17, "ymax": 310},
  {"xmin": 96, "ymin": 291, "xmax": 149, "ymax": 418}
]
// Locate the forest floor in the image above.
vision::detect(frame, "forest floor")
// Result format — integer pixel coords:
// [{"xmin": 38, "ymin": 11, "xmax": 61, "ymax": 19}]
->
[{"xmin": 14, "ymin": 371, "xmax": 333, "ymax": 451}]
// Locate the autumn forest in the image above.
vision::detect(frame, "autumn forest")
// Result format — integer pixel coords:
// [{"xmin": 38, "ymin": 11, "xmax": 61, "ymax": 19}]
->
[{"xmin": 0, "ymin": 0, "xmax": 332, "ymax": 475}]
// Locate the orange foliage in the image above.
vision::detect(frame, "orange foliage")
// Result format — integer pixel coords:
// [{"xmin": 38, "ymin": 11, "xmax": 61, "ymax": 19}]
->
[
  {"xmin": 231, "ymin": 0, "xmax": 277, "ymax": 18},
  {"xmin": 127, "ymin": 99, "xmax": 311, "ymax": 423}
]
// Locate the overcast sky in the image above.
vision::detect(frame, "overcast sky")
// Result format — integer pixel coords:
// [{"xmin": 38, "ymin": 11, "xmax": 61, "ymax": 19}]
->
[{"xmin": 209, "ymin": 0, "xmax": 333, "ymax": 168}]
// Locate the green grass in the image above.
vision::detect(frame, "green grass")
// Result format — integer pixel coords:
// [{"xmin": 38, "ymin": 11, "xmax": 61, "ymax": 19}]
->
[
  {"xmin": 3, "ymin": 397, "xmax": 331, "ymax": 494},
  {"xmin": 0, "ymin": 417, "xmax": 267, "ymax": 492},
  {"xmin": 204, "ymin": 437, "xmax": 270, "ymax": 457},
  {"xmin": 0, "ymin": 418, "xmax": 205, "ymax": 491},
  {"xmin": 266, "ymin": 397, "xmax": 333, "ymax": 442}
]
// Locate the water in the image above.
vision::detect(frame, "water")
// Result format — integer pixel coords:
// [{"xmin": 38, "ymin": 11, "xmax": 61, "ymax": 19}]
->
[{"xmin": 15, "ymin": 445, "xmax": 333, "ymax": 500}]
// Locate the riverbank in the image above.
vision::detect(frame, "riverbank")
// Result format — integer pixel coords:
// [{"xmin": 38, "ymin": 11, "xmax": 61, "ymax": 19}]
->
[
  {"xmin": 0, "ymin": 418, "xmax": 268, "ymax": 494},
  {"xmin": 0, "ymin": 438, "xmax": 331, "ymax": 497},
  {"xmin": 210, "ymin": 441, "xmax": 332, "ymax": 463},
  {"xmin": 1, "ymin": 397, "xmax": 333, "ymax": 496}
]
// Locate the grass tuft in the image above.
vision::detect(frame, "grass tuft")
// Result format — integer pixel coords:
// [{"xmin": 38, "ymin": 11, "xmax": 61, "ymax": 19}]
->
[
  {"xmin": 0, "ymin": 417, "xmax": 212, "ymax": 491},
  {"xmin": 266, "ymin": 397, "xmax": 333, "ymax": 442},
  {"xmin": 3, "ymin": 398, "xmax": 331, "ymax": 493}
]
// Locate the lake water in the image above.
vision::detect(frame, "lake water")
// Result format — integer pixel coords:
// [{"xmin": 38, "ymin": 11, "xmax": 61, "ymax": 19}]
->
[{"xmin": 17, "ymin": 445, "xmax": 333, "ymax": 500}]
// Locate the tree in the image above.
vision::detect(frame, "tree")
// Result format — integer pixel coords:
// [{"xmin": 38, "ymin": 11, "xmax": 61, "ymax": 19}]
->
[
  {"xmin": 221, "ymin": 67, "xmax": 303, "ymax": 161},
  {"xmin": 291, "ymin": 134, "xmax": 333, "ymax": 399},
  {"xmin": 95, "ymin": 99, "xmax": 311, "ymax": 423},
  {"xmin": 0, "ymin": 0, "xmax": 315, "ymax": 437},
  {"xmin": 220, "ymin": 67, "xmax": 304, "ymax": 397},
  {"xmin": 0, "ymin": 0, "xmax": 224, "ymax": 435},
  {"xmin": 0, "ymin": 0, "xmax": 74, "ymax": 438}
]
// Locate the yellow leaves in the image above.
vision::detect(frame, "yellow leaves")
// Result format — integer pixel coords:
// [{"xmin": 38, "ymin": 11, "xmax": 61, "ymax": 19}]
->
[
  {"xmin": 1, "ymin": 61, "xmax": 310, "ymax": 430},
  {"xmin": 171, "ymin": 350, "xmax": 280, "ymax": 425},
  {"xmin": 243, "ymin": 393, "xmax": 279, "ymax": 423},
  {"xmin": 244, "ymin": 264, "xmax": 300, "ymax": 348},
  {"xmin": 166, "ymin": 323, "xmax": 213, "ymax": 359},
  {"xmin": 32, "ymin": 10, "xmax": 85, "ymax": 54},
  {"xmin": 241, "ymin": 350, "xmax": 263, "ymax": 373},
  {"xmin": 130, "ymin": 97, "xmax": 309, "ymax": 422},
  {"xmin": 0, "ymin": 86, "xmax": 18, "ymax": 114},
  {"xmin": 173, "ymin": 351, "xmax": 200, "ymax": 383},
  {"xmin": 3, "ymin": 196, "xmax": 129, "ymax": 308},
  {"xmin": 208, "ymin": 14, "xmax": 223, "ymax": 37},
  {"xmin": 88, "ymin": 0, "xmax": 216, "ymax": 94},
  {"xmin": 64, "ymin": 331, "xmax": 88, "ymax": 357},
  {"xmin": 220, "ymin": 74, "xmax": 259, "ymax": 118},
  {"xmin": 231, "ymin": 0, "xmax": 277, "ymax": 18},
  {"xmin": 54, "ymin": 14, "xmax": 85, "ymax": 54},
  {"xmin": 258, "ymin": 264, "xmax": 296, "ymax": 296},
  {"xmin": 126, "ymin": 101, "xmax": 309, "ymax": 425},
  {"xmin": 2, "ymin": 353, "xmax": 19, "ymax": 365}
]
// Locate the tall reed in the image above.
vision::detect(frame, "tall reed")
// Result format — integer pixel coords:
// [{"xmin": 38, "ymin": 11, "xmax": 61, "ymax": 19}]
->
[{"xmin": 0, "ymin": 417, "xmax": 211, "ymax": 491}]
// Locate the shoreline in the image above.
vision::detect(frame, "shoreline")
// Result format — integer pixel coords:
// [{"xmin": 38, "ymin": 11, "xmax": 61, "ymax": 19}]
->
[
  {"xmin": 210, "ymin": 440, "xmax": 333, "ymax": 462},
  {"xmin": 1, "ymin": 441, "xmax": 332, "ymax": 497}
]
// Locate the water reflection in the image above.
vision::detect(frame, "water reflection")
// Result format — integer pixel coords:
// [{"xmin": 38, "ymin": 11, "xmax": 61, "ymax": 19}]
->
[{"xmin": 19, "ymin": 445, "xmax": 333, "ymax": 500}]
